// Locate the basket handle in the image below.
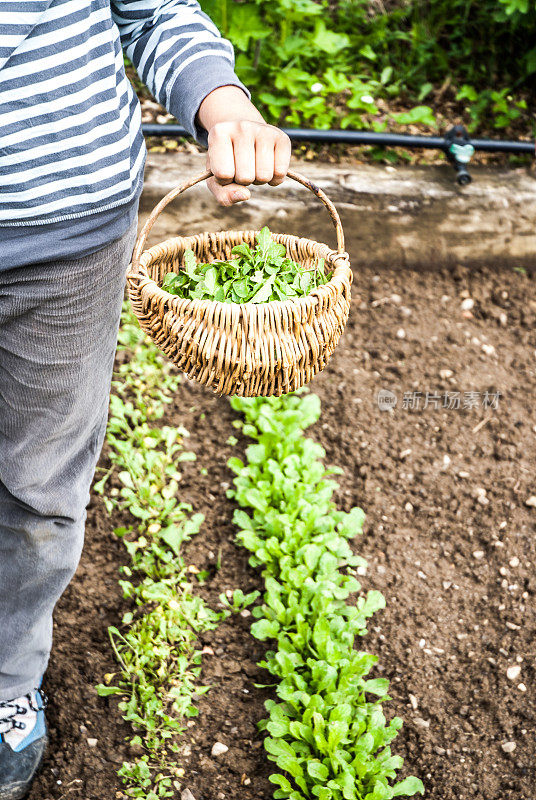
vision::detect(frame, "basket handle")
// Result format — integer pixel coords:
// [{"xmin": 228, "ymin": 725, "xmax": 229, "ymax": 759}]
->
[{"xmin": 130, "ymin": 168, "xmax": 346, "ymax": 273}]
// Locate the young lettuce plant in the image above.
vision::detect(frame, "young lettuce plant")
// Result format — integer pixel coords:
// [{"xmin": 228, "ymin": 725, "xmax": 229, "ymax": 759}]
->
[
  {"xmin": 228, "ymin": 392, "xmax": 424, "ymax": 800},
  {"xmin": 95, "ymin": 304, "xmax": 256, "ymax": 799}
]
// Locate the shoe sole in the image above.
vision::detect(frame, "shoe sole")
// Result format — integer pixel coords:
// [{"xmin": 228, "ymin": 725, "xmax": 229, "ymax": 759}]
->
[{"xmin": 0, "ymin": 737, "xmax": 48, "ymax": 800}]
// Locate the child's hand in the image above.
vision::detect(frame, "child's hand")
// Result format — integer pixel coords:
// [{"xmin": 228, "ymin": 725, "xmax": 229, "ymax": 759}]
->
[{"xmin": 196, "ymin": 86, "xmax": 291, "ymax": 206}]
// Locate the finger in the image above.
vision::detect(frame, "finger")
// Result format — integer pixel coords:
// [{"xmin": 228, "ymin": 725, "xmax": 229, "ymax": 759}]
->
[
  {"xmin": 269, "ymin": 132, "xmax": 292, "ymax": 186},
  {"xmin": 232, "ymin": 122, "xmax": 257, "ymax": 185},
  {"xmin": 207, "ymin": 123, "xmax": 236, "ymax": 184},
  {"xmin": 207, "ymin": 176, "xmax": 250, "ymax": 207},
  {"xmin": 253, "ymin": 133, "xmax": 276, "ymax": 185}
]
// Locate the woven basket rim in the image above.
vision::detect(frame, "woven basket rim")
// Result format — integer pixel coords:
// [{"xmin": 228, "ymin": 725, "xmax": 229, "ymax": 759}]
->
[{"xmin": 131, "ymin": 228, "xmax": 351, "ymax": 312}]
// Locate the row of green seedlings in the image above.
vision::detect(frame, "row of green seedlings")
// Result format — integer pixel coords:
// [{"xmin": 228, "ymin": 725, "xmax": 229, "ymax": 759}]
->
[
  {"xmin": 94, "ymin": 305, "xmax": 256, "ymax": 799},
  {"xmin": 228, "ymin": 392, "xmax": 425, "ymax": 800}
]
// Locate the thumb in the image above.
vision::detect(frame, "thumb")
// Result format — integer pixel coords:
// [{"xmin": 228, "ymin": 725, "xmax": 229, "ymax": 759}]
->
[{"xmin": 207, "ymin": 176, "xmax": 251, "ymax": 207}]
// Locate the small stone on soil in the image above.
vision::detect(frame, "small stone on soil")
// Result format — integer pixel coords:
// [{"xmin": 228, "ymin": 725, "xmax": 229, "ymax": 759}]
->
[
  {"xmin": 506, "ymin": 665, "xmax": 521, "ymax": 681},
  {"xmin": 461, "ymin": 298, "xmax": 474, "ymax": 311},
  {"xmin": 524, "ymin": 496, "xmax": 536, "ymax": 508},
  {"xmin": 87, "ymin": 738, "xmax": 98, "ymax": 747},
  {"xmin": 181, "ymin": 790, "xmax": 196, "ymax": 800},
  {"xmin": 414, "ymin": 717, "xmax": 430, "ymax": 729},
  {"xmin": 211, "ymin": 742, "xmax": 229, "ymax": 757},
  {"xmin": 472, "ymin": 550, "xmax": 485, "ymax": 559},
  {"xmin": 501, "ymin": 742, "xmax": 516, "ymax": 753}
]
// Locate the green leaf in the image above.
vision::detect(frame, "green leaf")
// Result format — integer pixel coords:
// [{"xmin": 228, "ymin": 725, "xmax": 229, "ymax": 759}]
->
[
  {"xmin": 307, "ymin": 760, "xmax": 329, "ymax": 781},
  {"xmin": 312, "ymin": 20, "xmax": 350, "ymax": 53},
  {"xmin": 204, "ymin": 266, "xmax": 218, "ymax": 295},
  {"xmin": 183, "ymin": 249, "xmax": 197, "ymax": 276},
  {"xmin": 96, "ymin": 684, "xmax": 122, "ymax": 697},
  {"xmin": 251, "ymin": 618, "xmax": 280, "ymax": 640},
  {"xmin": 363, "ymin": 678, "xmax": 390, "ymax": 696},
  {"xmin": 249, "ymin": 274, "xmax": 277, "ymax": 304},
  {"xmin": 359, "ymin": 44, "xmax": 377, "ymax": 60},
  {"xmin": 393, "ymin": 106, "xmax": 436, "ymax": 128},
  {"xmin": 391, "ymin": 777, "xmax": 425, "ymax": 797}
]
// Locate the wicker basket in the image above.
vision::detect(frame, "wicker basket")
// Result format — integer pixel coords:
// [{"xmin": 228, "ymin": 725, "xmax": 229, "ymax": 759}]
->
[{"xmin": 127, "ymin": 169, "xmax": 352, "ymax": 397}]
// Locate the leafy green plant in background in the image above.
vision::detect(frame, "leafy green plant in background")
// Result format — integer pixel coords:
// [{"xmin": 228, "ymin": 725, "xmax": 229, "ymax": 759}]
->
[
  {"xmin": 228, "ymin": 392, "xmax": 424, "ymax": 800},
  {"xmin": 162, "ymin": 227, "xmax": 329, "ymax": 304},
  {"xmin": 198, "ymin": 0, "xmax": 535, "ymax": 135}
]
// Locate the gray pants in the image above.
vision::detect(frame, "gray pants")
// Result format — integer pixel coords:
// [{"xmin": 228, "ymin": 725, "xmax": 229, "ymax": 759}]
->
[{"xmin": 0, "ymin": 219, "xmax": 138, "ymax": 701}]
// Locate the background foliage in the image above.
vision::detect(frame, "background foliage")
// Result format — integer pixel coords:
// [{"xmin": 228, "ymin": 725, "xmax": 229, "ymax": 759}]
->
[{"xmin": 199, "ymin": 0, "xmax": 536, "ymax": 134}]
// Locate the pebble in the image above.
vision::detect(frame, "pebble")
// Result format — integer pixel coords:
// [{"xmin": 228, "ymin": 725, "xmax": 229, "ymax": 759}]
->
[
  {"xmin": 525, "ymin": 496, "xmax": 536, "ymax": 508},
  {"xmin": 518, "ymin": 683, "xmax": 527, "ymax": 692},
  {"xmin": 147, "ymin": 523, "xmax": 161, "ymax": 535},
  {"xmin": 461, "ymin": 298, "xmax": 475, "ymax": 311},
  {"xmin": 404, "ymin": 502, "xmax": 414, "ymax": 512},
  {"xmin": 473, "ymin": 550, "xmax": 485, "ymax": 559},
  {"xmin": 443, "ymin": 581, "xmax": 452, "ymax": 590},
  {"xmin": 501, "ymin": 742, "xmax": 516, "ymax": 754},
  {"xmin": 87, "ymin": 738, "xmax": 98, "ymax": 748},
  {"xmin": 509, "ymin": 556, "xmax": 520, "ymax": 568},
  {"xmin": 211, "ymin": 742, "xmax": 229, "ymax": 757},
  {"xmin": 181, "ymin": 790, "xmax": 197, "ymax": 800},
  {"xmin": 396, "ymin": 328, "xmax": 406, "ymax": 339},
  {"xmin": 499, "ymin": 312, "xmax": 508, "ymax": 326},
  {"xmin": 408, "ymin": 693, "xmax": 419, "ymax": 711},
  {"xmin": 481, "ymin": 343, "xmax": 496, "ymax": 356},
  {"xmin": 439, "ymin": 369, "xmax": 453, "ymax": 379},
  {"xmin": 202, "ymin": 646, "xmax": 214, "ymax": 655},
  {"xmin": 414, "ymin": 717, "xmax": 430, "ymax": 729},
  {"xmin": 390, "ymin": 294, "xmax": 402, "ymax": 304},
  {"xmin": 506, "ymin": 665, "xmax": 521, "ymax": 681}
]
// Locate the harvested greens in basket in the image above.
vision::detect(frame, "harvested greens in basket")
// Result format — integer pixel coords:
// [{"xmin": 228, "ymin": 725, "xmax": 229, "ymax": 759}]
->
[{"xmin": 161, "ymin": 227, "xmax": 331, "ymax": 304}]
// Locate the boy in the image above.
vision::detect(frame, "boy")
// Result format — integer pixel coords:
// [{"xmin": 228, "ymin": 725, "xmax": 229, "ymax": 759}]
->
[{"xmin": 0, "ymin": 3, "xmax": 291, "ymax": 798}]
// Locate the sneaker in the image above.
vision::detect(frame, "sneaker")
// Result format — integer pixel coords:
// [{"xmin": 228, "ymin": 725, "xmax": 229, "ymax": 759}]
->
[{"xmin": 0, "ymin": 690, "xmax": 48, "ymax": 800}]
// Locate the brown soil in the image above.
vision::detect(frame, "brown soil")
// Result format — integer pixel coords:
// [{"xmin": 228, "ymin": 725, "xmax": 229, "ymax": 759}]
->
[{"xmin": 30, "ymin": 260, "xmax": 536, "ymax": 800}]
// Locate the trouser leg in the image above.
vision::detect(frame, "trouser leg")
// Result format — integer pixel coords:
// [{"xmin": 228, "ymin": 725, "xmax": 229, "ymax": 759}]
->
[{"xmin": 0, "ymin": 220, "xmax": 138, "ymax": 700}]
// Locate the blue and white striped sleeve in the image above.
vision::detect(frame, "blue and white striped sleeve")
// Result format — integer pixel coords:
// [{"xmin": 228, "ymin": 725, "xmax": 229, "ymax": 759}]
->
[{"xmin": 111, "ymin": 0, "xmax": 250, "ymax": 144}]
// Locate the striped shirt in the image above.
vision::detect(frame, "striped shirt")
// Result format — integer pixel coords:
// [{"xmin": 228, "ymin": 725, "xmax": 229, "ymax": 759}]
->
[{"xmin": 0, "ymin": 0, "xmax": 247, "ymax": 258}]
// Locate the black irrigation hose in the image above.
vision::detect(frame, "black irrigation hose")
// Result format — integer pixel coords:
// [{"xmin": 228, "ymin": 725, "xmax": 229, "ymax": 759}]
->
[
  {"xmin": 142, "ymin": 124, "xmax": 535, "ymax": 154},
  {"xmin": 142, "ymin": 123, "xmax": 534, "ymax": 184}
]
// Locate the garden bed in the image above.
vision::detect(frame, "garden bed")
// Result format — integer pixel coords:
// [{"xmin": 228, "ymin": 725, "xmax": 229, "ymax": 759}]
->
[{"xmin": 29, "ymin": 253, "xmax": 535, "ymax": 800}]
